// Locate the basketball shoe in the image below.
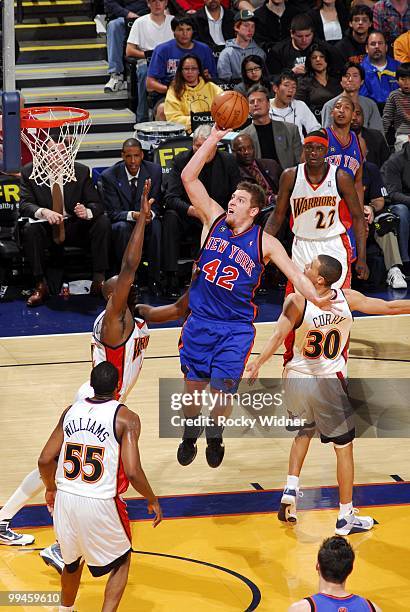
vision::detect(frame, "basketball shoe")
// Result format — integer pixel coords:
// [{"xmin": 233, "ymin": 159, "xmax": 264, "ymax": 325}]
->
[
  {"xmin": 0, "ymin": 521, "xmax": 34, "ymax": 546},
  {"xmin": 205, "ymin": 438, "xmax": 225, "ymax": 468},
  {"xmin": 278, "ymin": 488, "xmax": 303, "ymax": 523},
  {"xmin": 40, "ymin": 543, "xmax": 64, "ymax": 574},
  {"xmin": 335, "ymin": 509, "xmax": 375, "ymax": 535}
]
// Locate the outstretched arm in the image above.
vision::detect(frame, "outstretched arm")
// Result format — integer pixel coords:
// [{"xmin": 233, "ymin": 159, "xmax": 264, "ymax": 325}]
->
[
  {"xmin": 106, "ymin": 179, "xmax": 153, "ymax": 320},
  {"xmin": 181, "ymin": 124, "xmax": 228, "ymax": 228},
  {"xmin": 264, "ymin": 168, "xmax": 295, "ymax": 236},
  {"xmin": 263, "ymin": 233, "xmax": 340, "ymax": 312},
  {"xmin": 136, "ymin": 290, "xmax": 190, "ymax": 323},
  {"xmin": 246, "ymin": 295, "xmax": 304, "ymax": 382},
  {"xmin": 337, "ymin": 168, "xmax": 368, "ymax": 280},
  {"xmin": 345, "ymin": 289, "xmax": 410, "ymax": 315}
]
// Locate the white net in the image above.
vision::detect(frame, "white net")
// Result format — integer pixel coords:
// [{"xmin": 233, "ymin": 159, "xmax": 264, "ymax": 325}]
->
[{"xmin": 21, "ymin": 107, "xmax": 91, "ymax": 186}]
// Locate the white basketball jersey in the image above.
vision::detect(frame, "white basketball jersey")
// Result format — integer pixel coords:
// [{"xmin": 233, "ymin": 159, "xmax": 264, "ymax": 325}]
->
[
  {"xmin": 91, "ymin": 311, "xmax": 150, "ymax": 402},
  {"xmin": 290, "ymin": 163, "xmax": 351, "ymax": 239},
  {"xmin": 56, "ymin": 398, "xmax": 129, "ymax": 499},
  {"xmin": 284, "ymin": 290, "xmax": 352, "ymax": 375}
]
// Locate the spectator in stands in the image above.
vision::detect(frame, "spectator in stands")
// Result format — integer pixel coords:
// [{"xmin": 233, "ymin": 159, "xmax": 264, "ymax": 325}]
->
[
  {"xmin": 322, "ymin": 62, "xmax": 383, "ymax": 130},
  {"xmin": 381, "ymin": 135, "xmax": 410, "ymax": 275},
  {"xmin": 126, "ymin": 0, "xmax": 174, "ymax": 122},
  {"xmin": 361, "ymin": 139, "xmax": 407, "ymax": 289},
  {"xmin": 101, "ymin": 138, "xmax": 163, "ymax": 294},
  {"xmin": 296, "ymin": 43, "xmax": 343, "ymax": 119},
  {"xmin": 308, "ymin": 0, "xmax": 349, "ymax": 45},
  {"xmin": 269, "ymin": 71, "xmax": 321, "ymax": 139},
  {"xmin": 232, "ymin": 133, "xmax": 282, "ymax": 225},
  {"xmin": 20, "ymin": 155, "xmax": 111, "ymax": 307},
  {"xmin": 240, "ymin": 85, "xmax": 302, "ymax": 168},
  {"xmin": 146, "ymin": 16, "xmax": 217, "ymax": 101},
  {"xmin": 162, "ymin": 124, "xmax": 240, "ymax": 297},
  {"xmin": 217, "ymin": 10, "xmax": 265, "ymax": 82},
  {"xmin": 192, "ymin": 0, "xmax": 235, "ymax": 54},
  {"xmin": 394, "ymin": 31, "xmax": 410, "ymax": 63},
  {"xmin": 266, "ymin": 14, "xmax": 343, "ymax": 79},
  {"xmin": 173, "ymin": 0, "xmax": 230, "ymax": 14},
  {"xmin": 372, "ymin": 0, "xmax": 410, "ymax": 48},
  {"xmin": 104, "ymin": 0, "xmax": 149, "ymax": 93},
  {"xmin": 335, "ymin": 4, "xmax": 372, "ymax": 65},
  {"xmin": 382, "ymin": 63, "xmax": 410, "ymax": 151},
  {"xmin": 253, "ymin": 0, "xmax": 299, "ymax": 52},
  {"xmin": 164, "ymin": 55, "xmax": 222, "ymax": 132},
  {"xmin": 360, "ymin": 31, "xmax": 400, "ymax": 108},
  {"xmin": 351, "ymin": 102, "xmax": 390, "ymax": 168},
  {"xmin": 234, "ymin": 55, "xmax": 271, "ymax": 96}
]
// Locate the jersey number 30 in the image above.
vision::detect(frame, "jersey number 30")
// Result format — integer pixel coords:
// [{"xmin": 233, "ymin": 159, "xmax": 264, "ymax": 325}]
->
[
  {"xmin": 64, "ymin": 443, "xmax": 105, "ymax": 483},
  {"xmin": 303, "ymin": 329, "xmax": 341, "ymax": 359},
  {"xmin": 203, "ymin": 259, "xmax": 238, "ymax": 291}
]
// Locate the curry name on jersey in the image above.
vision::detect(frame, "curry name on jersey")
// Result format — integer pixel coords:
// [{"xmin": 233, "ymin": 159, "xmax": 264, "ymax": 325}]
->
[
  {"xmin": 290, "ymin": 163, "xmax": 351, "ymax": 240},
  {"xmin": 189, "ymin": 214, "xmax": 264, "ymax": 322},
  {"xmin": 56, "ymin": 397, "xmax": 129, "ymax": 499},
  {"xmin": 284, "ymin": 289, "xmax": 352, "ymax": 375},
  {"xmin": 91, "ymin": 311, "xmax": 150, "ymax": 402}
]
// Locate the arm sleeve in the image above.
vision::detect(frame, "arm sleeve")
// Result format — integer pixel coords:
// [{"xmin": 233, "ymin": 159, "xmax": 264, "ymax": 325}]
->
[
  {"xmin": 217, "ymin": 49, "xmax": 232, "ymax": 80},
  {"xmin": 19, "ymin": 173, "xmax": 40, "ymax": 218},
  {"xmin": 321, "ymin": 101, "xmax": 332, "ymax": 128},
  {"xmin": 104, "ymin": 0, "xmax": 128, "ymax": 18},
  {"xmin": 80, "ymin": 171, "xmax": 103, "ymax": 217},
  {"xmin": 367, "ymin": 100, "xmax": 383, "ymax": 131}
]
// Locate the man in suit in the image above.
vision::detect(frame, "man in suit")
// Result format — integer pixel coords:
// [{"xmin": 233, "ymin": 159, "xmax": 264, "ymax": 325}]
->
[
  {"xmin": 239, "ymin": 85, "xmax": 302, "ymax": 170},
  {"xmin": 162, "ymin": 124, "xmax": 240, "ymax": 297},
  {"xmin": 101, "ymin": 138, "xmax": 162, "ymax": 293},
  {"xmin": 192, "ymin": 0, "xmax": 235, "ymax": 55},
  {"xmin": 20, "ymin": 159, "xmax": 111, "ymax": 307}
]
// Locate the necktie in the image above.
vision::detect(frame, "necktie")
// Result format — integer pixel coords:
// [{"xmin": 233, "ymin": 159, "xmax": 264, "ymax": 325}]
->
[
  {"xmin": 246, "ymin": 162, "xmax": 273, "ymax": 204},
  {"xmin": 51, "ymin": 182, "xmax": 65, "ymax": 244},
  {"xmin": 130, "ymin": 177, "xmax": 137, "ymax": 205}
]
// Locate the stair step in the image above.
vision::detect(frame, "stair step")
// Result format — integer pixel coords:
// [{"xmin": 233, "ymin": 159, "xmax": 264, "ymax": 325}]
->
[
  {"xmin": 87, "ymin": 108, "xmax": 136, "ymax": 132},
  {"xmin": 15, "ymin": 17, "xmax": 96, "ymax": 41},
  {"xmin": 77, "ymin": 131, "xmax": 136, "ymax": 158},
  {"xmin": 16, "ymin": 60, "xmax": 109, "ymax": 88},
  {"xmin": 21, "ymin": 83, "xmax": 128, "ymax": 110},
  {"xmin": 18, "ymin": 38, "xmax": 106, "ymax": 64},
  {"xmin": 16, "ymin": 0, "xmax": 93, "ymax": 17}
]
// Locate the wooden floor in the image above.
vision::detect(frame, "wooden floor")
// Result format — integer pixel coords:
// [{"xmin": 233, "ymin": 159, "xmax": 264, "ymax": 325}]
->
[
  {"xmin": 0, "ymin": 316, "xmax": 409, "ymax": 612},
  {"xmin": 1, "ymin": 316, "xmax": 409, "ymax": 502}
]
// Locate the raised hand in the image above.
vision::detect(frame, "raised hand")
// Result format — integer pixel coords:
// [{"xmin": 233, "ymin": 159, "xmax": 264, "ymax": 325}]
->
[{"xmin": 140, "ymin": 178, "xmax": 154, "ymax": 220}]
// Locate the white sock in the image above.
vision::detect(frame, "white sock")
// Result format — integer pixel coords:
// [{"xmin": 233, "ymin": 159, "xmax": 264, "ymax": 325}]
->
[
  {"xmin": 339, "ymin": 502, "xmax": 353, "ymax": 519},
  {"xmin": 59, "ymin": 607, "xmax": 74, "ymax": 612},
  {"xmin": 286, "ymin": 475, "xmax": 299, "ymax": 490},
  {"xmin": 0, "ymin": 469, "xmax": 43, "ymax": 522}
]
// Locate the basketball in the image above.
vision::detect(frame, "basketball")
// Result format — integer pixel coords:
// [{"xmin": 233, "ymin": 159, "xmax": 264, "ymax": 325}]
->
[{"xmin": 211, "ymin": 90, "xmax": 249, "ymax": 130}]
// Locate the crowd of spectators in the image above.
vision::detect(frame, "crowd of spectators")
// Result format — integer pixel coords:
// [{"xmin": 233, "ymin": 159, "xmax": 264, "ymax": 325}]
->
[{"xmin": 2, "ymin": 0, "xmax": 410, "ymax": 304}]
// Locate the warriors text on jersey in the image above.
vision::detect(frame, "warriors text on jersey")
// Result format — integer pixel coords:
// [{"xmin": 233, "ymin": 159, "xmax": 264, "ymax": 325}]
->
[
  {"xmin": 56, "ymin": 397, "xmax": 129, "ymax": 499},
  {"xmin": 306, "ymin": 592, "xmax": 377, "ymax": 611},
  {"xmin": 325, "ymin": 127, "xmax": 362, "ymax": 178},
  {"xmin": 189, "ymin": 214, "xmax": 264, "ymax": 322},
  {"xmin": 91, "ymin": 310, "xmax": 150, "ymax": 401},
  {"xmin": 290, "ymin": 163, "xmax": 351, "ymax": 240},
  {"xmin": 284, "ymin": 289, "xmax": 352, "ymax": 375}
]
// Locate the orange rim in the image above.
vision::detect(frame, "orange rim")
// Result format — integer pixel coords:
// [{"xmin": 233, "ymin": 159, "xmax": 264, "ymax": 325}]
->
[{"xmin": 20, "ymin": 106, "xmax": 90, "ymax": 129}]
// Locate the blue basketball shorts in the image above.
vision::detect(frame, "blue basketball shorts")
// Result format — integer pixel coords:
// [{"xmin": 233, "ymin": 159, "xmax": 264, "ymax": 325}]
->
[{"xmin": 179, "ymin": 314, "xmax": 256, "ymax": 393}]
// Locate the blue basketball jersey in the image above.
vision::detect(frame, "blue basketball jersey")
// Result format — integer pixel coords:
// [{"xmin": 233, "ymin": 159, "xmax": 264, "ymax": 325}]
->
[
  {"xmin": 307, "ymin": 592, "xmax": 375, "ymax": 611},
  {"xmin": 325, "ymin": 127, "xmax": 362, "ymax": 179},
  {"xmin": 189, "ymin": 214, "xmax": 264, "ymax": 323}
]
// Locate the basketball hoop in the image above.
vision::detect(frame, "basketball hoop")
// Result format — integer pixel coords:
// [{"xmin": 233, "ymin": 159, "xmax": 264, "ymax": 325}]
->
[{"xmin": 20, "ymin": 106, "xmax": 91, "ymax": 186}]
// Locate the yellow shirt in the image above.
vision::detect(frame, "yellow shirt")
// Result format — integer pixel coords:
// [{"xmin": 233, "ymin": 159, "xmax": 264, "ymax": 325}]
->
[
  {"xmin": 164, "ymin": 78, "xmax": 222, "ymax": 133},
  {"xmin": 394, "ymin": 32, "xmax": 410, "ymax": 64}
]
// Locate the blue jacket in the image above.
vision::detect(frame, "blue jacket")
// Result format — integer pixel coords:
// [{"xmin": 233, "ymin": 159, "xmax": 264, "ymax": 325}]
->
[
  {"xmin": 360, "ymin": 55, "xmax": 400, "ymax": 104},
  {"xmin": 101, "ymin": 160, "xmax": 162, "ymax": 223}
]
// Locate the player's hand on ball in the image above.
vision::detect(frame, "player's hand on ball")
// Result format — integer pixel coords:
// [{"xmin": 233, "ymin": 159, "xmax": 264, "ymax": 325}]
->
[
  {"xmin": 355, "ymin": 259, "xmax": 369, "ymax": 281},
  {"xmin": 211, "ymin": 123, "xmax": 231, "ymax": 141},
  {"xmin": 148, "ymin": 499, "xmax": 163, "ymax": 527}
]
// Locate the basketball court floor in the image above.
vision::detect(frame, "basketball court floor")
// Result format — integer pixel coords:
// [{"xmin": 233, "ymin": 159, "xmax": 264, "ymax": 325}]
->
[{"xmin": 1, "ymin": 312, "xmax": 409, "ymax": 611}]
